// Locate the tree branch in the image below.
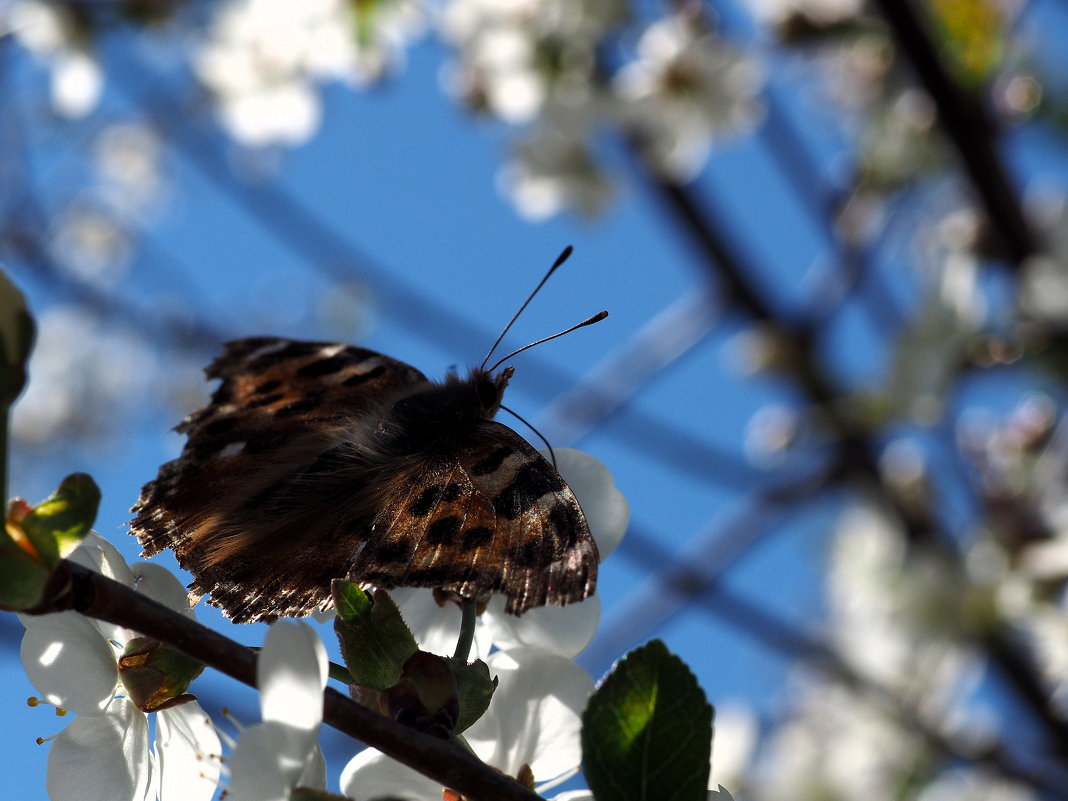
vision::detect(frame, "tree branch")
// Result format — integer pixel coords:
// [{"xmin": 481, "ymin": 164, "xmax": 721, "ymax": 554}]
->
[
  {"xmin": 25, "ymin": 559, "xmax": 544, "ymax": 801},
  {"xmin": 869, "ymin": 0, "xmax": 1035, "ymax": 265}
]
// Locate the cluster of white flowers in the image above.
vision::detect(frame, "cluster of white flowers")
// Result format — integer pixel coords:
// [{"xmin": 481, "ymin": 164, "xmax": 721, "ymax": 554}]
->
[
  {"xmin": 195, "ymin": 0, "xmax": 425, "ymax": 146},
  {"xmin": 4, "ymin": 0, "xmax": 103, "ymax": 117},
  {"xmin": 442, "ymin": 1, "xmax": 760, "ymax": 216},
  {"xmin": 20, "ymin": 533, "xmax": 221, "ymax": 801},
  {"xmin": 11, "ymin": 306, "xmax": 159, "ymax": 448},
  {"xmin": 5, "ymin": 0, "xmax": 763, "ymax": 217},
  {"xmin": 745, "ymin": 502, "xmax": 1036, "ymax": 801}
]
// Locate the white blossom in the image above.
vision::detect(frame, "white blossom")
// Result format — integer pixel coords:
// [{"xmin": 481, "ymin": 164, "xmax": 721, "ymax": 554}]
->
[
  {"xmin": 7, "ymin": 0, "xmax": 103, "ymax": 117},
  {"xmin": 226, "ymin": 621, "xmax": 329, "ymax": 801},
  {"xmin": 195, "ymin": 0, "xmax": 425, "ymax": 146},
  {"xmin": 20, "ymin": 533, "xmax": 221, "ymax": 801},
  {"xmin": 341, "ymin": 647, "xmax": 594, "ymax": 798},
  {"xmin": 614, "ymin": 12, "xmax": 762, "ymax": 181}
]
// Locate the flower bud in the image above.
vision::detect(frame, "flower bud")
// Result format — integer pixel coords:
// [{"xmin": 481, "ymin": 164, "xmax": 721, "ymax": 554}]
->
[{"xmin": 118, "ymin": 636, "xmax": 204, "ymax": 712}]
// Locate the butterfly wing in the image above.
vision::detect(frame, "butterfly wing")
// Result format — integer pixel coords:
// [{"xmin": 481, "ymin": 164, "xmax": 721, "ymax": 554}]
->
[
  {"xmin": 130, "ymin": 337, "xmax": 430, "ymax": 621},
  {"xmin": 352, "ymin": 421, "xmax": 598, "ymax": 614}
]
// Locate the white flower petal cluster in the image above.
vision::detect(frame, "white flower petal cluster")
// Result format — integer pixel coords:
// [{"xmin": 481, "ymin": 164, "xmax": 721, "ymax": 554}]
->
[
  {"xmin": 440, "ymin": 0, "xmax": 624, "ymax": 124},
  {"xmin": 196, "ymin": 0, "xmax": 425, "ymax": 146},
  {"xmin": 19, "ymin": 533, "xmax": 221, "ymax": 801},
  {"xmin": 227, "ymin": 621, "xmax": 329, "ymax": 801},
  {"xmin": 614, "ymin": 11, "xmax": 763, "ymax": 182},
  {"xmin": 341, "ymin": 647, "xmax": 594, "ymax": 798},
  {"xmin": 828, "ymin": 505, "xmax": 976, "ymax": 712},
  {"xmin": 6, "ymin": 0, "xmax": 103, "ymax": 117}
]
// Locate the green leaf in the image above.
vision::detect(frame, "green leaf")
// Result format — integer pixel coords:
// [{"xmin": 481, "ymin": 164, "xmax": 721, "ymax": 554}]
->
[
  {"xmin": 333, "ymin": 582, "xmax": 418, "ymax": 691},
  {"xmin": 447, "ymin": 657, "xmax": 498, "ymax": 734},
  {"xmin": 21, "ymin": 473, "xmax": 101, "ymax": 564},
  {"xmin": 582, "ymin": 639, "xmax": 714, "ymax": 801}
]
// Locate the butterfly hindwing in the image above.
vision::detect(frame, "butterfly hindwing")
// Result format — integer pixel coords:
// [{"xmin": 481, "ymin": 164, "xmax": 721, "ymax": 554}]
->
[{"xmin": 354, "ymin": 421, "xmax": 596, "ymax": 614}]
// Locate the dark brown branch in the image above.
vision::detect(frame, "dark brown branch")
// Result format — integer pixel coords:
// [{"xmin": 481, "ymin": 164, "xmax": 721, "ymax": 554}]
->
[
  {"xmin": 26, "ymin": 560, "xmax": 544, "ymax": 801},
  {"xmin": 869, "ymin": 0, "xmax": 1036, "ymax": 265}
]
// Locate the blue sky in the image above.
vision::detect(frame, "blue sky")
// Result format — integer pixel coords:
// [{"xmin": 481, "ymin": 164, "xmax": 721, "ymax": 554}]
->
[{"xmin": 6, "ymin": 4, "xmax": 1068, "ymax": 797}]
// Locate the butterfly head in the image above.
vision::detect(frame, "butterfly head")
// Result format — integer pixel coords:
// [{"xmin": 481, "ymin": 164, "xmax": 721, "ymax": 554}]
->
[{"xmin": 470, "ymin": 364, "xmax": 514, "ymax": 419}]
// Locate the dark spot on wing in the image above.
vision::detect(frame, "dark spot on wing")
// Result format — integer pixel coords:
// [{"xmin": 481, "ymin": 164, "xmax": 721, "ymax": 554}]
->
[
  {"xmin": 462, "ymin": 526, "xmax": 493, "ymax": 549},
  {"xmin": 275, "ymin": 392, "xmax": 325, "ymax": 418},
  {"xmin": 409, "ymin": 485, "xmax": 443, "ymax": 517},
  {"xmin": 342, "ymin": 364, "xmax": 386, "ymax": 387},
  {"xmin": 491, "ymin": 464, "xmax": 565, "ymax": 520},
  {"xmin": 427, "ymin": 515, "xmax": 461, "ymax": 546},
  {"xmin": 548, "ymin": 504, "xmax": 580, "ymax": 547},
  {"xmin": 513, "ymin": 539, "xmax": 545, "ymax": 567},
  {"xmin": 248, "ymin": 341, "xmax": 324, "ymax": 372},
  {"xmin": 472, "ymin": 446, "xmax": 512, "ymax": 476},
  {"xmin": 204, "ymin": 417, "xmax": 239, "ymax": 436},
  {"xmin": 254, "ymin": 379, "xmax": 282, "ymax": 395},
  {"xmin": 247, "ymin": 393, "xmax": 284, "ymax": 409},
  {"xmin": 374, "ymin": 541, "xmax": 413, "ymax": 565},
  {"xmin": 298, "ymin": 355, "xmax": 351, "ymax": 377}
]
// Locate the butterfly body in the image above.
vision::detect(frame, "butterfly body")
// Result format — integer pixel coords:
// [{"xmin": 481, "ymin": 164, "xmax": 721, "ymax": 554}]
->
[{"xmin": 131, "ymin": 337, "xmax": 597, "ymax": 623}]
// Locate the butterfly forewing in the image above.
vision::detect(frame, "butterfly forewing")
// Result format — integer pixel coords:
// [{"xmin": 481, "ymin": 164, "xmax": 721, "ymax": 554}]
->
[{"xmin": 130, "ymin": 336, "xmax": 599, "ymax": 622}]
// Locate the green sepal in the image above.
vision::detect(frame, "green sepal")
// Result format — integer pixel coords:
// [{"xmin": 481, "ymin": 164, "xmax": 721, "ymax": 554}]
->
[
  {"xmin": 20, "ymin": 473, "xmax": 101, "ymax": 564},
  {"xmin": 118, "ymin": 636, "xmax": 205, "ymax": 712},
  {"xmin": 333, "ymin": 581, "xmax": 418, "ymax": 691},
  {"xmin": 381, "ymin": 651, "xmax": 459, "ymax": 738},
  {"xmin": 447, "ymin": 656, "xmax": 497, "ymax": 734},
  {"xmin": 0, "ymin": 501, "xmax": 52, "ymax": 610},
  {"xmin": 0, "ymin": 268, "xmax": 35, "ymax": 407},
  {"xmin": 581, "ymin": 639, "xmax": 714, "ymax": 801}
]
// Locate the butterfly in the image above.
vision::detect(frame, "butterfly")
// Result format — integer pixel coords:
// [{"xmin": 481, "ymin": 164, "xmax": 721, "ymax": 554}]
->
[{"xmin": 131, "ymin": 254, "xmax": 604, "ymax": 623}]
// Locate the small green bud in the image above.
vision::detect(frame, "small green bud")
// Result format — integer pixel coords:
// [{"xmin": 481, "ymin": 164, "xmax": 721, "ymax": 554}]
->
[
  {"xmin": 118, "ymin": 637, "xmax": 205, "ymax": 712},
  {"xmin": 333, "ymin": 581, "xmax": 418, "ymax": 691}
]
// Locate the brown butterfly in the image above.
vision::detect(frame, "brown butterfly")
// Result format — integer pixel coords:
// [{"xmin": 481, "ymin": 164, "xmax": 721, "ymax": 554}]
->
[{"xmin": 130, "ymin": 249, "xmax": 605, "ymax": 623}]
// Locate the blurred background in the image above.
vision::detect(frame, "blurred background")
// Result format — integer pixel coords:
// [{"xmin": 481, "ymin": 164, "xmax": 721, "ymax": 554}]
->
[{"xmin": 5, "ymin": 0, "xmax": 1068, "ymax": 798}]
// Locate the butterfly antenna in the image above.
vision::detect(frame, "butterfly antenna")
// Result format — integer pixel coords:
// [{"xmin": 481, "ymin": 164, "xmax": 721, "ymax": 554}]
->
[
  {"xmin": 487, "ymin": 310, "xmax": 608, "ymax": 373},
  {"xmin": 481, "ymin": 245, "xmax": 574, "ymax": 370},
  {"xmin": 501, "ymin": 404, "xmax": 557, "ymax": 467}
]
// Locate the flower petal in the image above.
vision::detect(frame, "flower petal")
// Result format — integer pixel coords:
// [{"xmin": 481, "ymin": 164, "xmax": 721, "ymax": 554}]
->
[
  {"xmin": 464, "ymin": 648, "xmax": 593, "ymax": 781},
  {"xmin": 156, "ymin": 701, "xmax": 222, "ymax": 801},
  {"xmin": 544, "ymin": 449, "xmax": 628, "ymax": 560},
  {"xmin": 19, "ymin": 610, "xmax": 117, "ymax": 714},
  {"xmin": 483, "ymin": 593, "xmax": 600, "ymax": 658},
  {"xmin": 340, "ymin": 748, "xmax": 442, "ymax": 800},
  {"xmin": 259, "ymin": 621, "xmax": 327, "ymax": 731},
  {"xmin": 227, "ymin": 722, "xmax": 292, "ymax": 801},
  {"xmin": 131, "ymin": 562, "xmax": 195, "ymax": 617},
  {"xmin": 391, "ymin": 587, "xmax": 493, "ymax": 658},
  {"xmin": 47, "ymin": 697, "xmax": 152, "ymax": 801},
  {"xmin": 68, "ymin": 531, "xmax": 134, "ymax": 586}
]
